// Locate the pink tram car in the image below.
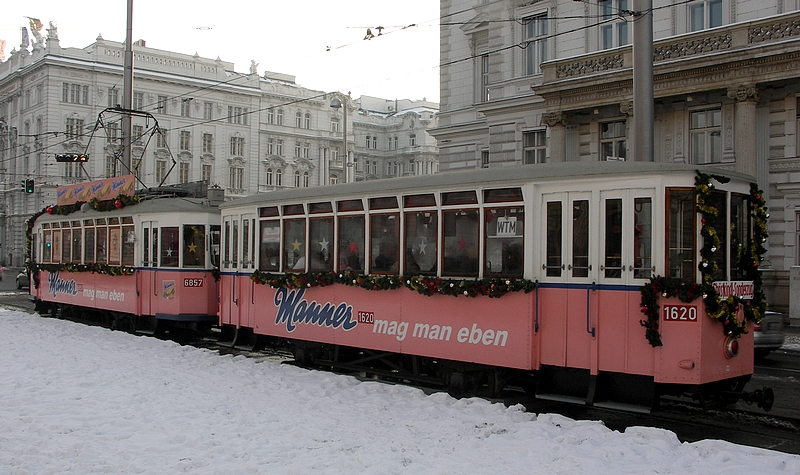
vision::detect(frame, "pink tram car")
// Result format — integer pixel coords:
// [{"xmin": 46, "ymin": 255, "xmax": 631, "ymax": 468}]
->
[
  {"xmin": 28, "ymin": 186, "xmax": 222, "ymax": 334},
  {"xmin": 218, "ymin": 162, "xmax": 771, "ymax": 411}
]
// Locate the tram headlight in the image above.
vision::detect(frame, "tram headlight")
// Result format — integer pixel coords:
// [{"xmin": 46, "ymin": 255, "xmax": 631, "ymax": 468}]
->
[{"xmin": 724, "ymin": 336, "xmax": 739, "ymax": 359}]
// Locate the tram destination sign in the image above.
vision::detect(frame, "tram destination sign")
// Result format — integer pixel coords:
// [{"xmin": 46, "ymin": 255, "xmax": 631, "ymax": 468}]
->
[{"xmin": 712, "ymin": 281, "xmax": 754, "ymax": 300}]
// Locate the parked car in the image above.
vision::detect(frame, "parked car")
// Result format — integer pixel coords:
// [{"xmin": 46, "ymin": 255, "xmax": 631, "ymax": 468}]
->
[
  {"xmin": 754, "ymin": 311, "xmax": 785, "ymax": 359},
  {"xmin": 16, "ymin": 270, "xmax": 30, "ymax": 290}
]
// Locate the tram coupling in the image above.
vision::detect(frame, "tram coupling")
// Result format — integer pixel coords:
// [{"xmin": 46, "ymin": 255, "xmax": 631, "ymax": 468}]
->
[{"xmin": 721, "ymin": 386, "xmax": 775, "ymax": 412}]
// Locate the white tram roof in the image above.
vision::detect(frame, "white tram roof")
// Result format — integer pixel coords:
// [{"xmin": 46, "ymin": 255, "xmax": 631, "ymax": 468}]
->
[
  {"xmin": 221, "ymin": 162, "xmax": 755, "ymax": 210},
  {"xmin": 34, "ymin": 197, "xmax": 219, "ymax": 226}
]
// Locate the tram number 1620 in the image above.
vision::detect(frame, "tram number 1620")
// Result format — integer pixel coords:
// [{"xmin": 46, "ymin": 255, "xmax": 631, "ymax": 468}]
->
[{"xmin": 663, "ymin": 305, "xmax": 698, "ymax": 322}]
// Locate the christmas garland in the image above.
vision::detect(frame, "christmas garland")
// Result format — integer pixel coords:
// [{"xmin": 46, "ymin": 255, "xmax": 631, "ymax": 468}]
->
[
  {"xmin": 24, "ymin": 193, "xmax": 141, "ymax": 289},
  {"xmin": 250, "ymin": 269, "xmax": 537, "ymax": 298},
  {"xmin": 639, "ymin": 172, "xmax": 769, "ymax": 347}
]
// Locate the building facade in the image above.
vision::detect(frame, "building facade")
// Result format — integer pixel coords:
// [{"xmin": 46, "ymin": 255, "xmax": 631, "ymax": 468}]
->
[
  {"xmin": 0, "ymin": 25, "xmax": 438, "ymax": 267},
  {"xmin": 431, "ymin": 0, "xmax": 800, "ymax": 313}
]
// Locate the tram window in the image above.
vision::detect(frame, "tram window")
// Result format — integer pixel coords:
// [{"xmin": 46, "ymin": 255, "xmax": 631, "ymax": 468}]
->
[
  {"xmin": 309, "ymin": 202, "xmax": 333, "ymax": 214},
  {"xmin": 183, "ymin": 225, "xmax": 206, "ymax": 267},
  {"xmin": 667, "ymin": 189, "xmax": 695, "ymax": 280},
  {"xmin": 403, "ymin": 194, "xmax": 436, "ymax": 208},
  {"xmin": 96, "ymin": 225, "xmax": 108, "ymax": 264},
  {"xmin": 108, "ymin": 222, "xmax": 121, "ymax": 265},
  {"xmin": 210, "ymin": 225, "xmax": 221, "ymax": 268},
  {"xmin": 369, "ymin": 197, "xmax": 398, "ymax": 210},
  {"xmin": 485, "ymin": 207, "xmax": 524, "ymax": 277},
  {"xmin": 161, "ymin": 227, "xmax": 179, "ymax": 267},
  {"xmin": 122, "ymin": 226, "xmax": 134, "ymax": 266},
  {"xmin": 61, "ymin": 227, "xmax": 72, "ymax": 263},
  {"xmin": 259, "ymin": 220, "xmax": 280, "ymax": 271},
  {"xmin": 43, "ymin": 230, "xmax": 52, "ymax": 263},
  {"xmin": 259, "ymin": 206, "xmax": 279, "ymax": 218},
  {"xmin": 338, "ymin": 216, "xmax": 365, "ymax": 272},
  {"xmin": 370, "ymin": 214, "xmax": 399, "ymax": 273},
  {"xmin": 604, "ymin": 199, "xmax": 623, "ymax": 278},
  {"xmin": 283, "ymin": 204, "xmax": 305, "ymax": 216},
  {"xmin": 484, "ymin": 188, "xmax": 523, "ymax": 203},
  {"xmin": 72, "ymin": 224, "xmax": 82, "ymax": 264},
  {"xmin": 143, "ymin": 227, "xmax": 150, "ymax": 267},
  {"xmin": 84, "ymin": 221, "xmax": 95, "ymax": 264},
  {"xmin": 442, "ymin": 209, "xmax": 479, "ymax": 277},
  {"xmin": 223, "ymin": 221, "xmax": 231, "ymax": 267},
  {"xmin": 405, "ymin": 211, "xmax": 438, "ymax": 275},
  {"xmin": 232, "ymin": 221, "xmax": 239, "ymax": 268},
  {"xmin": 730, "ymin": 194, "xmax": 750, "ymax": 279},
  {"xmin": 572, "ymin": 200, "xmax": 590, "ymax": 278},
  {"xmin": 283, "ymin": 218, "xmax": 306, "ymax": 272},
  {"xmin": 442, "ymin": 191, "xmax": 478, "ymax": 206},
  {"xmin": 309, "ymin": 217, "xmax": 334, "ymax": 271},
  {"xmin": 634, "ymin": 197, "xmax": 653, "ymax": 279},
  {"xmin": 708, "ymin": 191, "xmax": 728, "ymax": 280},
  {"xmin": 338, "ymin": 199, "xmax": 364, "ymax": 212},
  {"xmin": 242, "ymin": 220, "xmax": 251, "ymax": 269},
  {"xmin": 151, "ymin": 228, "xmax": 159, "ymax": 267},
  {"xmin": 546, "ymin": 202, "xmax": 563, "ymax": 277},
  {"xmin": 52, "ymin": 228, "xmax": 61, "ymax": 264}
]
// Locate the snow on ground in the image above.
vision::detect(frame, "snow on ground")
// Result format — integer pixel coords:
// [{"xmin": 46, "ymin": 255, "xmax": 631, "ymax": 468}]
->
[
  {"xmin": 1, "ymin": 308, "xmax": 798, "ymax": 475},
  {"xmin": 782, "ymin": 334, "xmax": 800, "ymax": 352}
]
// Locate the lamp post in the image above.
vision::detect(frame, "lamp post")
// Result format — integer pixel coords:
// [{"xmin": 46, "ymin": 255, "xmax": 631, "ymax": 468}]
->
[{"xmin": 330, "ymin": 94, "xmax": 350, "ymax": 183}]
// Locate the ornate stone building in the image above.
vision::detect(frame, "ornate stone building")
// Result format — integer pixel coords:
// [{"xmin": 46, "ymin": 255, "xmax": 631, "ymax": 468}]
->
[
  {"xmin": 431, "ymin": 0, "xmax": 800, "ymax": 313},
  {"xmin": 0, "ymin": 26, "xmax": 438, "ymax": 267}
]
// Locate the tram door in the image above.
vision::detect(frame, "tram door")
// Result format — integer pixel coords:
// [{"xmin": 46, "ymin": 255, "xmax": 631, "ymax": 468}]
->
[
  {"xmin": 539, "ymin": 191, "xmax": 595, "ymax": 371},
  {"xmin": 220, "ymin": 215, "xmax": 241, "ymax": 326},
  {"xmin": 597, "ymin": 189, "xmax": 655, "ymax": 374},
  {"xmin": 141, "ymin": 221, "xmax": 159, "ymax": 317}
]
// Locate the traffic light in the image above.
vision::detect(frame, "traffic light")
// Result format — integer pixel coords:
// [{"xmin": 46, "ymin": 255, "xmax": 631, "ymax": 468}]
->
[
  {"xmin": 25, "ymin": 179, "xmax": 34, "ymax": 194},
  {"xmin": 55, "ymin": 153, "xmax": 89, "ymax": 162}
]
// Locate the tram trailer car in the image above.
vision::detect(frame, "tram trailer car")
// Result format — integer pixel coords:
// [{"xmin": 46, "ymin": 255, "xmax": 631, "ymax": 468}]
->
[
  {"xmin": 29, "ymin": 192, "xmax": 221, "ymax": 334},
  {"xmin": 219, "ymin": 162, "xmax": 772, "ymax": 411}
]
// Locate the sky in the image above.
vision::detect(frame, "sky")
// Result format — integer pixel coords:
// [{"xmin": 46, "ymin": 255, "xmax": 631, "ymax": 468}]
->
[
  {"xmin": 2, "ymin": 306, "xmax": 800, "ymax": 474},
  {"xmin": 0, "ymin": 1, "xmax": 441, "ymax": 103}
]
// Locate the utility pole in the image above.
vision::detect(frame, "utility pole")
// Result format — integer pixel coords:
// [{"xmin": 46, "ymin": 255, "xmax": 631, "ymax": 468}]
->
[
  {"xmin": 632, "ymin": 0, "xmax": 654, "ymax": 162},
  {"xmin": 121, "ymin": 0, "xmax": 134, "ymax": 173}
]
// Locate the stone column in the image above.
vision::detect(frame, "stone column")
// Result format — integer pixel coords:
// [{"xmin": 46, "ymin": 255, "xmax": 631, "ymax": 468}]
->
[
  {"xmin": 727, "ymin": 85, "xmax": 758, "ymax": 177},
  {"xmin": 542, "ymin": 112, "xmax": 568, "ymax": 162}
]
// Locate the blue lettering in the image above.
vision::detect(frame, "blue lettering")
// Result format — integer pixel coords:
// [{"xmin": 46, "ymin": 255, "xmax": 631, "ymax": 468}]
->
[
  {"xmin": 273, "ymin": 288, "xmax": 357, "ymax": 333},
  {"xmin": 48, "ymin": 272, "xmax": 78, "ymax": 298}
]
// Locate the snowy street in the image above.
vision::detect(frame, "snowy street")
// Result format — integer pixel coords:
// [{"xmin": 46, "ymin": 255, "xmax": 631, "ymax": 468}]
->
[{"xmin": 1, "ymin": 308, "xmax": 798, "ymax": 474}]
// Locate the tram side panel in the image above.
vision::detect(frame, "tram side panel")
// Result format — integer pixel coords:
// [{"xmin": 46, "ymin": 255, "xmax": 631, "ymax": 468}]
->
[
  {"xmin": 595, "ymin": 288, "xmax": 655, "ymax": 377},
  {"xmin": 245, "ymin": 276, "xmax": 537, "ymax": 371},
  {"xmin": 146, "ymin": 270, "xmax": 218, "ymax": 320},
  {"xmin": 35, "ymin": 270, "xmax": 137, "ymax": 314},
  {"xmin": 655, "ymin": 297, "xmax": 754, "ymax": 385}
]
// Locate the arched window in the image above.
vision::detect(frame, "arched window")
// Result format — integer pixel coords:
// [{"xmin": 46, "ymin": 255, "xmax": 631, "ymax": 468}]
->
[
  {"xmin": 303, "ymin": 171, "xmax": 309, "ymax": 187},
  {"xmin": 295, "ymin": 112, "xmax": 303, "ymax": 128},
  {"xmin": 304, "ymin": 113, "xmax": 311, "ymax": 129},
  {"xmin": 266, "ymin": 168, "xmax": 273, "ymax": 185},
  {"xmin": 294, "ymin": 170, "xmax": 301, "ymax": 187},
  {"xmin": 275, "ymin": 169, "xmax": 282, "ymax": 186}
]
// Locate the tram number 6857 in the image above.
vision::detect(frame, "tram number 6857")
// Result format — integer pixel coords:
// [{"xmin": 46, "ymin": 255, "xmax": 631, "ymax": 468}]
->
[{"xmin": 663, "ymin": 305, "xmax": 698, "ymax": 322}]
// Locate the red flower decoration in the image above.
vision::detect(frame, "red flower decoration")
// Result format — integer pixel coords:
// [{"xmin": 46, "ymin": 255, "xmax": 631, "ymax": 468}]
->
[{"xmin": 115, "ymin": 199, "xmax": 123, "ymax": 209}]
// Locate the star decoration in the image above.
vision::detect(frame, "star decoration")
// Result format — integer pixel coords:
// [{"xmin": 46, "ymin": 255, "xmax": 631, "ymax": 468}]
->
[
  {"xmin": 458, "ymin": 237, "xmax": 467, "ymax": 251},
  {"xmin": 166, "ymin": 248, "xmax": 173, "ymax": 257},
  {"xmin": 291, "ymin": 239, "xmax": 302, "ymax": 251},
  {"xmin": 319, "ymin": 238, "xmax": 329, "ymax": 252},
  {"xmin": 348, "ymin": 241, "xmax": 359, "ymax": 254},
  {"xmin": 418, "ymin": 236, "xmax": 428, "ymax": 255},
  {"xmin": 187, "ymin": 242, "xmax": 198, "ymax": 253}
]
